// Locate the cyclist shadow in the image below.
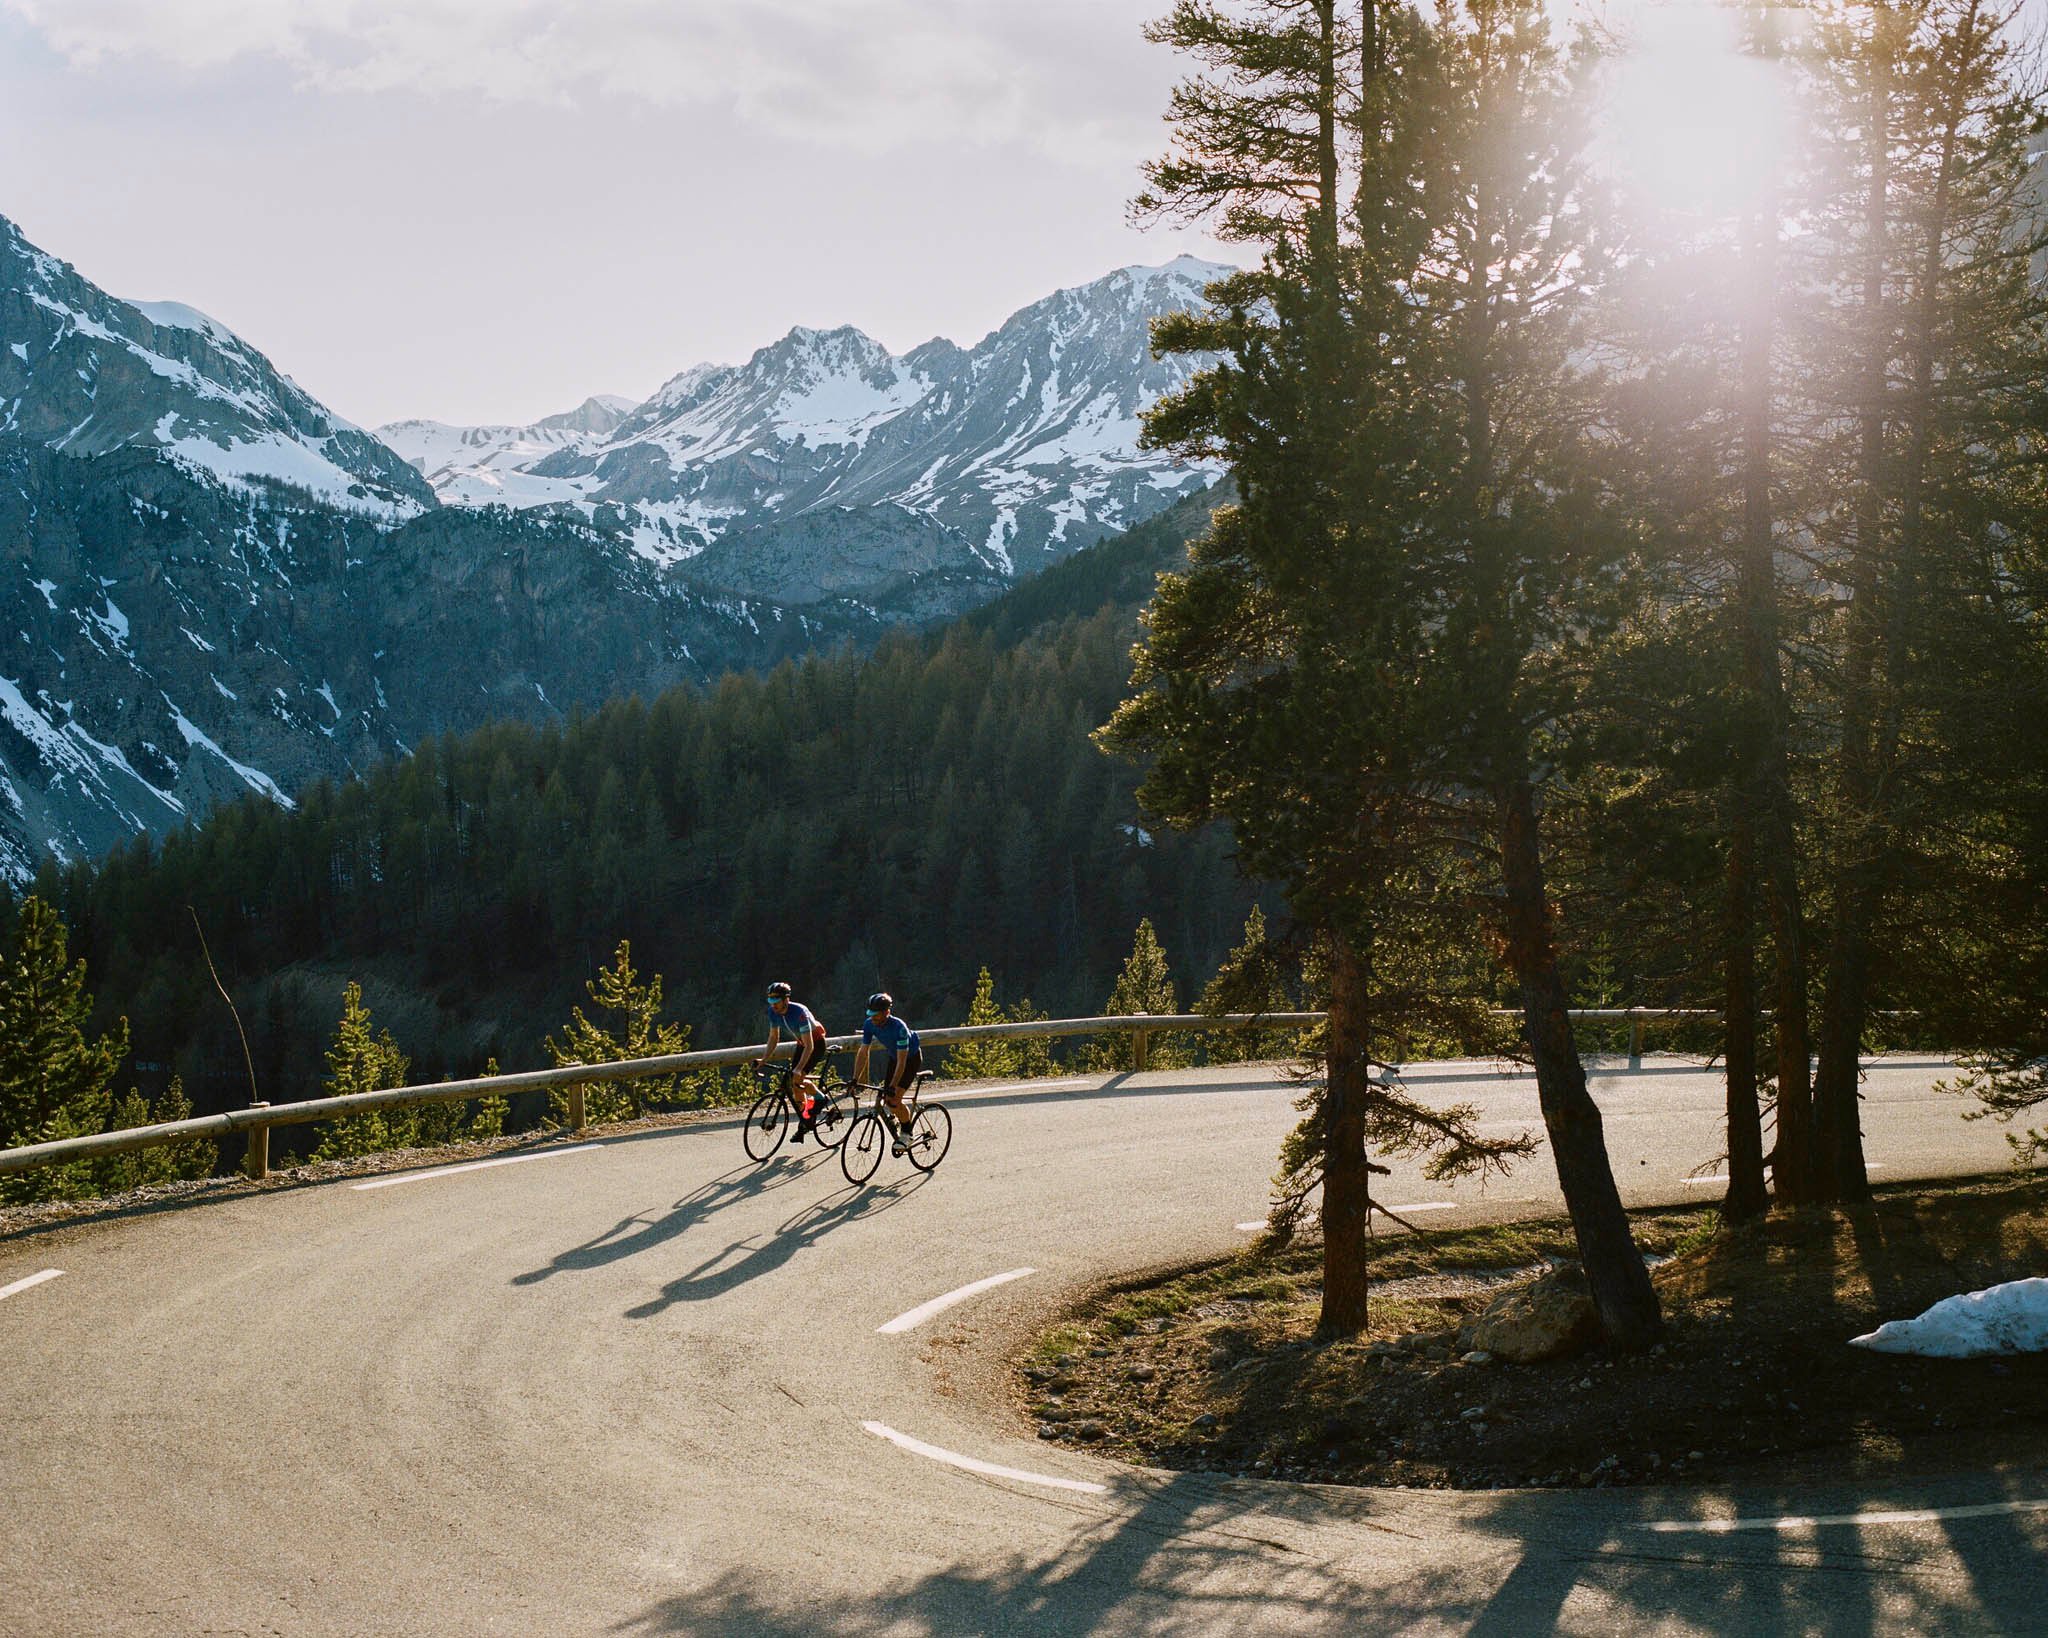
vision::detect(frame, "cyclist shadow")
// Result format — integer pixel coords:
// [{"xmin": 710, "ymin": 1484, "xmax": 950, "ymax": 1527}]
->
[
  {"xmin": 622, "ymin": 1172, "xmax": 930, "ymax": 1318},
  {"xmin": 509, "ymin": 1154, "xmax": 823, "ymax": 1287}
]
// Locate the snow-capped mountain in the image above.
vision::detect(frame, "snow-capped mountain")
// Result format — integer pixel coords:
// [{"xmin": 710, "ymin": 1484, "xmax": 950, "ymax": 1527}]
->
[
  {"xmin": 379, "ymin": 394, "xmax": 635, "ymax": 505},
  {"xmin": 0, "ymin": 218, "xmax": 1004, "ymax": 884},
  {"xmin": 1, "ymin": 217, "xmax": 433, "ymax": 518},
  {"xmin": 378, "ymin": 257, "xmax": 1228, "ymax": 578},
  {"xmin": 1, "ymin": 214, "xmax": 1224, "ymax": 885}
]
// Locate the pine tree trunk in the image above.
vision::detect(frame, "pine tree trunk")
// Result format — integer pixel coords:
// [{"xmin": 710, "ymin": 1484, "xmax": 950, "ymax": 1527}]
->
[
  {"xmin": 1815, "ymin": 894, "xmax": 1876, "ymax": 1204},
  {"xmin": 1736, "ymin": 201, "xmax": 1814, "ymax": 1206},
  {"xmin": 1497, "ymin": 774, "xmax": 1664, "ymax": 1348},
  {"xmin": 1723, "ymin": 811, "xmax": 1770, "ymax": 1222},
  {"xmin": 1815, "ymin": 27, "xmax": 1911, "ymax": 1208},
  {"xmin": 1319, "ymin": 930, "xmax": 1374, "ymax": 1335}
]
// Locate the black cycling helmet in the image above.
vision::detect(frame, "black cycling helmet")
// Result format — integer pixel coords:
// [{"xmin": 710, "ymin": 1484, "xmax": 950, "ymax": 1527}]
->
[
  {"xmin": 766, "ymin": 981, "xmax": 792, "ymax": 1000},
  {"xmin": 865, "ymin": 992, "xmax": 892, "ymax": 1017}
]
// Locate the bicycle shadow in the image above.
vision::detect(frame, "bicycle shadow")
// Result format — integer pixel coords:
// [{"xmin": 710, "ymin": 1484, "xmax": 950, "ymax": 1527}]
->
[
  {"xmin": 623, "ymin": 1172, "xmax": 930, "ymax": 1318},
  {"xmin": 509, "ymin": 1151, "xmax": 828, "ymax": 1287}
]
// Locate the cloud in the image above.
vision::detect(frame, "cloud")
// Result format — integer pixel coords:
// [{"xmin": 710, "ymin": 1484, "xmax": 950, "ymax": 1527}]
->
[{"xmin": 4, "ymin": 0, "xmax": 1172, "ymax": 163}]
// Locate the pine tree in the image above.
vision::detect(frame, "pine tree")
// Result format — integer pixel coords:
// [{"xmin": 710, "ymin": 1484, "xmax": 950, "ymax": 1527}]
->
[
  {"xmin": 1108, "ymin": 0, "xmax": 1542, "ymax": 1334},
  {"xmin": 148, "ymin": 1077, "xmax": 216, "ymax": 1182},
  {"xmin": 0, "ymin": 896, "xmax": 129, "ymax": 1204},
  {"xmin": 90, "ymin": 1088, "xmax": 155, "ymax": 1197},
  {"xmin": 946, "ymin": 967, "xmax": 1022, "ymax": 1080},
  {"xmin": 1008, "ymin": 996, "xmax": 1058, "ymax": 1079},
  {"xmin": 1384, "ymin": 0, "xmax": 1664, "ymax": 1345},
  {"xmin": 313, "ymin": 983, "xmax": 414, "ymax": 1160},
  {"xmin": 544, "ymin": 941, "xmax": 688, "ymax": 1125},
  {"xmin": 468, "ymin": 1057, "xmax": 508, "ymax": 1141},
  {"xmin": 1198, "ymin": 907, "xmax": 1301, "ymax": 1063},
  {"xmin": 1093, "ymin": 919, "xmax": 1188, "ymax": 1071},
  {"xmin": 1798, "ymin": 0, "xmax": 2048, "ymax": 1203}
]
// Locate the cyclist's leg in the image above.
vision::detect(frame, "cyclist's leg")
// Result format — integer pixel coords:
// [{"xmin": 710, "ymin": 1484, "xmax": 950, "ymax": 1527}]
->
[
  {"xmin": 883, "ymin": 1048, "xmax": 922, "ymax": 1129},
  {"xmin": 792, "ymin": 1037, "xmax": 822, "ymax": 1123}
]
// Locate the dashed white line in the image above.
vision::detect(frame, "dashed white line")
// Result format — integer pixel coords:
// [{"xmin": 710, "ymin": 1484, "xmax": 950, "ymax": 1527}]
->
[
  {"xmin": 351, "ymin": 1145, "xmax": 600, "ymax": 1191},
  {"xmin": 1385, "ymin": 1202, "xmax": 1459, "ymax": 1213},
  {"xmin": 1638, "ymin": 1498, "xmax": 2048, "ymax": 1534},
  {"xmin": 1236, "ymin": 1221, "xmax": 1268, "ymax": 1232},
  {"xmin": 862, "ymin": 1421, "xmax": 1108, "ymax": 1494},
  {"xmin": 1681, "ymin": 1175, "xmax": 1729, "ymax": 1186},
  {"xmin": 878, "ymin": 1268, "xmax": 1036, "ymax": 1334},
  {"xmin": 0, "ymin": 1268, "xmax": 63, "ymax": 1303}
]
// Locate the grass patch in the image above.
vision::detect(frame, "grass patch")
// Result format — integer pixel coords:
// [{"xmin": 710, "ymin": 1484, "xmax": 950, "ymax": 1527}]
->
[{"xmin": 1017, "ymin": 1178, "xmax": 2048, "ymax": 1491}]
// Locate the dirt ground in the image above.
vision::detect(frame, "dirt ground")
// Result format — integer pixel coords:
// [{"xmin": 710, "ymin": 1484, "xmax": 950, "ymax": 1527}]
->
[{"xmin": 1018, "ymin": 1174, "xmax": 2048, "ymax": 1490}]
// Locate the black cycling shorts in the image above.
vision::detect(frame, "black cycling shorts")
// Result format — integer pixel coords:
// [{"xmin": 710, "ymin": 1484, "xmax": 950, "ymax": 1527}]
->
[{"xmin": 792, "ymin": 1030, "xmax": 824, "ymax": 1076}]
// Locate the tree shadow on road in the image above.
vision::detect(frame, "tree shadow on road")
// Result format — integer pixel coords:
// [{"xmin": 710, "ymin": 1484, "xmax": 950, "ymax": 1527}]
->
[
  {"xmin": 605, "ymin": 1464, "xmax": 2044, "ymax": 1635},
  {"xmin": 509, "ymin": 1152, "xmax": 828, "ymax": 1287},
  {"xmin": 622, "ymin": 1172, "xmax": 930, "ymax": 1318}
]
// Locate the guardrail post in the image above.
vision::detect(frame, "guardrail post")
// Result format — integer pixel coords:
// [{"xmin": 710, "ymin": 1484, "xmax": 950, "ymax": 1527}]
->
[
  {"xmin": 246, "ymin": 1104, "xmax": 270, "ymax": 1180},
  {"xmin": 567, "ymin": 1082, "xmax": 587, "ymax": 1132},
  {"xmin": 1628, "ymin": 1016, "xmax": 1644, "ymax": 1071},
  {"xmin": 1133, "ymin": 1027, "xmax": 1150, "ymax": 1073}
]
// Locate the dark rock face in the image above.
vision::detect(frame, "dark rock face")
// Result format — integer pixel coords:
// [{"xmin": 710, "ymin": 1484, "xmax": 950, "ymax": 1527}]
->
[{"xmin": 678, "ymin": 505, "xmax": 996, "ymax": 617}]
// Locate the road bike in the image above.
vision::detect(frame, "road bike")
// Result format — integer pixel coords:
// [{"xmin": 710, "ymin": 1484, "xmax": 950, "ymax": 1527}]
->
[
  {"xmin": 742, "ymin": 1057, "xmax": 858, "ymax": 1162},
  {"xmin": 840, "ymin": 1071, "xmax": 952, "ymax": 1183}
]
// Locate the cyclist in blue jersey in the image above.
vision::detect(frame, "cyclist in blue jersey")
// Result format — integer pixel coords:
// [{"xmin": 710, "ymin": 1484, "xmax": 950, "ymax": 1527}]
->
[
  {"xmin": 853, "ymin": 992, "xmax": 922, "ymax": 1154},
  {"xmin": 757, "ymin": 981, "xmax": 829, "ymax": 1141}
]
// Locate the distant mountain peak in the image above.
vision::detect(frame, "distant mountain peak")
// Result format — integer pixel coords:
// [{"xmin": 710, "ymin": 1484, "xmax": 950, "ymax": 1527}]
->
[
  {"xmin": 0, "ymin": 217, "xmax": 432, "ymax": 519},
  {"xmin": 390, "ymin": 256, "xmax": 1232, "ymax": 574}
]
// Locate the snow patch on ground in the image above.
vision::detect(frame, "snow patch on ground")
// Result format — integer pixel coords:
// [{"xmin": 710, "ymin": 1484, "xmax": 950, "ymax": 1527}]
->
[
  {"xmin": 162, "ymin": 431, "xmax": 421, "ymax": 522},
  {"xmin": 1850, "ymin": 1278, "xmax": 2048, "ymax": 1357},
  {"xmin": 162, "ymin": 696, "xmax": 295, "ymax": 808},
  {"xmin": 132, "ymin": 299, "xmax": 240, "ymax": 347}
]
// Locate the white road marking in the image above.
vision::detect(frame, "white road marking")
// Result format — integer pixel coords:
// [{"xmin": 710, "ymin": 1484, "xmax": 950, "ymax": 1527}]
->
[
  {"xmin": 0, "ymin": 1268, "xmax": 63, "ymax": 1303},
  {"xmin": 1638, "ymin": 1498, "xmax": 2048, "ymax": 1534},
  {"xmin": 1680, "ymin": 1168, "xmax": 1885, "ymax": 1186},
  {"xmin": 351, "ymin": 1145, "xmax": 600, "ymax": 1191},
  {"xmin": 1385, "ymin": 1202, "xmax": 1459, "ymax": 1213},
  {"xmin": 862, "ymin": 1421, "xmax": 1108, "ymax": 1494},
  {"xmin": 878, "ymin": 1268, "xmax": 1037, "ymax": 1334},
  {"xmin": 1236, "ymin": 1221, "xmax": 1268, "ymax": 1232}
]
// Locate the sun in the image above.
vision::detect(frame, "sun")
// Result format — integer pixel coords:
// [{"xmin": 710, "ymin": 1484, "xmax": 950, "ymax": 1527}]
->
[{"xmin": 1588, "ymin": 0, "xmax": 1804, "ymax": 226}]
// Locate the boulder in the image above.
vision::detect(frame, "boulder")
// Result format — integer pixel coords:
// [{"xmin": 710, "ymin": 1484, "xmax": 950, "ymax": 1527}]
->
[{"xmin": 1463, "ymin": 1269, "xmax": 1600, "ymax": 1364}]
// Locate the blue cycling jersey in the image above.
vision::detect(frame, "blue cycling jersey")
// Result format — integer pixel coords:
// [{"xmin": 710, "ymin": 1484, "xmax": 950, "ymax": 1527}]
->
[
  {"xmin": 766, "ymin": 1000, "xmax": 818, "ymax": 1036},
  {"xmin": 861, "ymin": 1015, "xmax": 919, "ymax": 1060}
]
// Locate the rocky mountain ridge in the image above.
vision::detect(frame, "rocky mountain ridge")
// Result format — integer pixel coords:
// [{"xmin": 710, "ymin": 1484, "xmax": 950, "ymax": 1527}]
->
[
  {"xmin": 378, "ymin": 256, "xmax": 1227, "ymax": 579},
  {"xmin": 1, "ymin": 215, "xmax": 1223, "ymax": 884}
]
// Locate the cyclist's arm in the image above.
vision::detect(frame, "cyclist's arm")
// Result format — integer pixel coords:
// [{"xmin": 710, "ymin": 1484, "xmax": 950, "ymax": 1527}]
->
[
  {"xmin": 760, "ymin": 1024, "xmax": 782, "ymax": 1064},
  {"xmin": 853, "ymin": 1043, "xmax": 869, "ymax": 1085}
]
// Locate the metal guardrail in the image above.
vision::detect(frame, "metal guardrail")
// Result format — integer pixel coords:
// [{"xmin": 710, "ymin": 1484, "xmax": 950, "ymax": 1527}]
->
[{"xmin": 0, "ymin": 1007, "xmax": 1709, "ymax": 1182}]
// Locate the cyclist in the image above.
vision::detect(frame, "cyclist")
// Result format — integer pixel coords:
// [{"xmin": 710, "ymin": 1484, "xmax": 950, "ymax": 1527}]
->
[
  {"xmin": 853, "ymin": 991, "xmax": 923, "ymax": 1154},
  {"xmin": 757, "ymin": 982, "xmax": 829, "ymax": 1141}
]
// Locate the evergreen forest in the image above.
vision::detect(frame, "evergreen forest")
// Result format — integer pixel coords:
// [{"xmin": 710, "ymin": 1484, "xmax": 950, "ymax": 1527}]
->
[{"xmin": 9, "ymin": 487, "xmax": 1267, "ymax": 1142}]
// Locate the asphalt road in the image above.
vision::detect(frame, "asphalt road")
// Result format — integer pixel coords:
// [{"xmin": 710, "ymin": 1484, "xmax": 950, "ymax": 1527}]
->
[{"xmin": 2, "ymin": 1054, "xmax": 2043, "ymax": 1636}]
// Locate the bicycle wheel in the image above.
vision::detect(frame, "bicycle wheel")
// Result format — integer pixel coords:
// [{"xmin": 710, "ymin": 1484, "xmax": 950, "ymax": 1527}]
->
[
  {"xmin": 743, "ymin": 1087, "xmax": 790, "ymax": 1162},
  {"xmin": 808, "ymin": 1082, "xmax": 860, "ymax": 1150},
  {"xmin": 905, "ymin": 1102, "xmax": 952, "ymax": 1173},
  {"xmin": 841, "ymin": 1112, "xmax": 887, "ymax": 1184}
]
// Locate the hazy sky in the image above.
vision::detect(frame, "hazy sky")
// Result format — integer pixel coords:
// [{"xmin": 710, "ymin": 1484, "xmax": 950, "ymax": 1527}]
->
[{"xmin": 0, "ymin": 1, "xmax": 1235, "ymax": 429}]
